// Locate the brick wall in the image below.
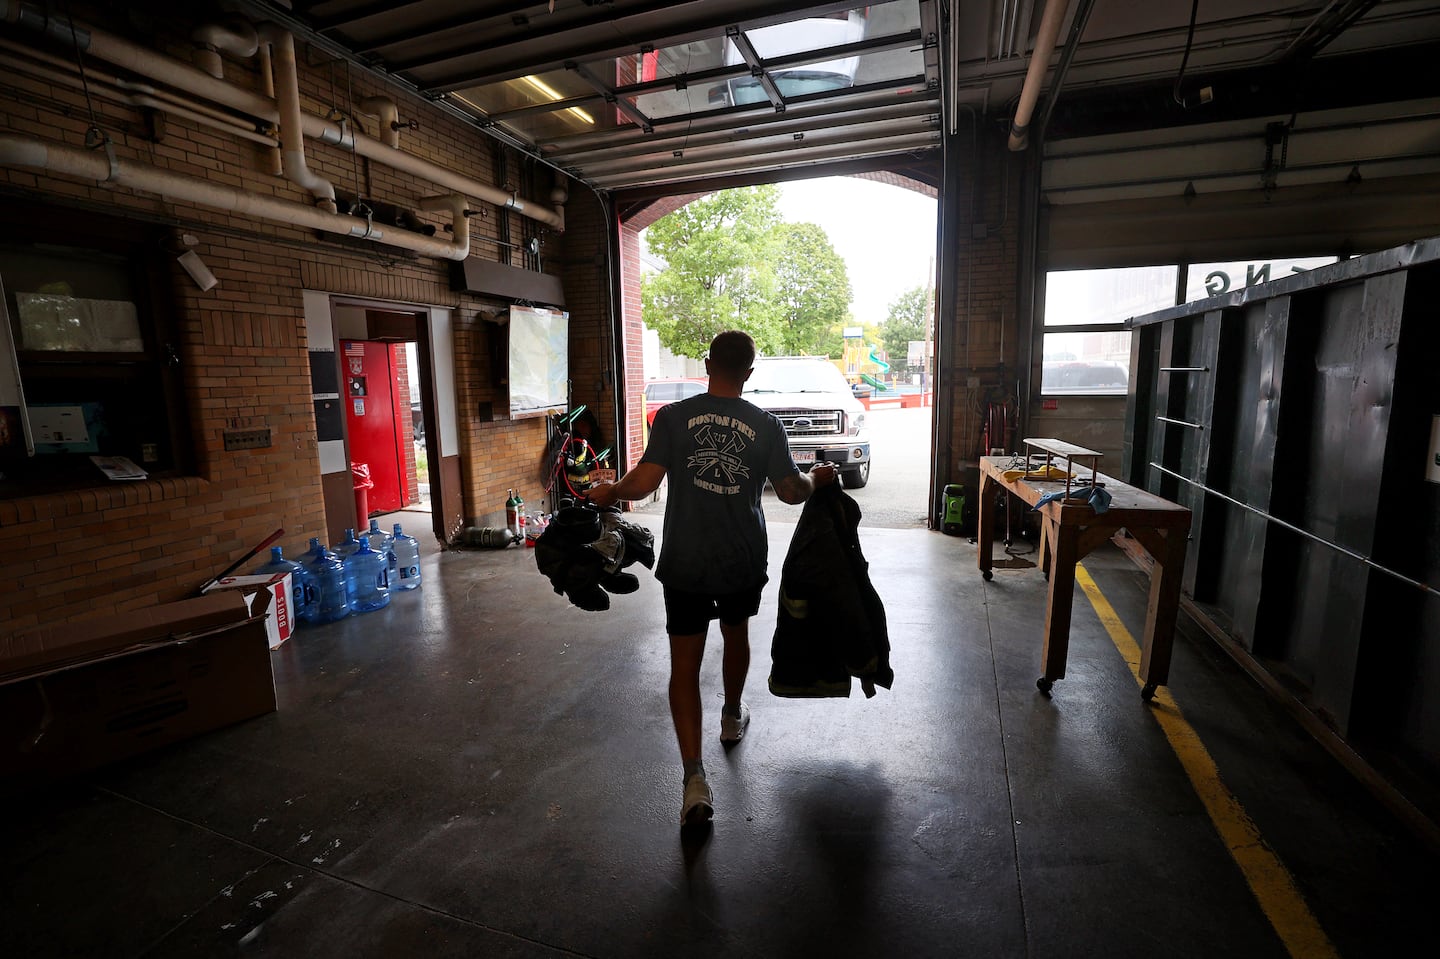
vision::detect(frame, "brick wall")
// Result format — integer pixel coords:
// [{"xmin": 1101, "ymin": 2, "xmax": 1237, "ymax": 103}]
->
[
  {"xmin": 0, "ymin": 3, "xmax": 603, "ymax": 629},
  {"xmin": 939, "ymin": 126, "xmax": 1026, "ymax": 470}
]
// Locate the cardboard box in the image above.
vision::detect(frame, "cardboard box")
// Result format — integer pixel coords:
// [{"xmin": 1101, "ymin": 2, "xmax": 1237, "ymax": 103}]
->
[
  {"xmin": 0, "ymin": 592, "xmax": 278, "ymax": 777},
  {"xmin": 202, "ymin": 572, "xmax": 294, "ymax": 649}
]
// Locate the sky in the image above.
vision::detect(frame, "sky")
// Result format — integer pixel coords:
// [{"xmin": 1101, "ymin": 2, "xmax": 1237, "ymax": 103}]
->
[{"xmin": 774, "ymin": 176, "xmax": 938, "ymax": 326}]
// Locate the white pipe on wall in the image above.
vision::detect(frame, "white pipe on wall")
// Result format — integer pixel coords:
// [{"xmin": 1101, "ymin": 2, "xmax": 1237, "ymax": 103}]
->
[
  {"xmin": 1008, "ymin": 0, "xmax": 1073, "ymax": 151},
  {"xmin": 258, "ymin": 24, "xmax": 336, "ymax": 213},
  {"xmin": 0, "ymin": 49, "xmax": 279, "ymax": 149},
  {"xmin": 0, "ymin": 134, "xmax": 472, "ymax": 261},
  {"xmin": 191, "ymin": 19, "xmax": 258, "ymax": 79},
  {"xmin": 360, "ymin": 96, "xmax": 401, "ymax": 148},
  {"xmin": 0, "ymin": 1, "xmax": 565, "ymax": 230}
]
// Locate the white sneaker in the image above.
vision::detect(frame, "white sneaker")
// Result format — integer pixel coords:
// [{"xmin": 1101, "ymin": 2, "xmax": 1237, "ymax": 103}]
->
[
  {"xmin": 681, "ymin": 773, "xmax": 713, "ymax": 826},
  {"xmin": 720, "ymin": 702, "xmax": 750, "ymax": 744}
]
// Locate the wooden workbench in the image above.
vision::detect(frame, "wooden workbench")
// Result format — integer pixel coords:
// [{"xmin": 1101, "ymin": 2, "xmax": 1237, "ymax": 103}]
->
[{"xmin": 977, "ymin": 444, "xmax": 1192, "ymax": 699}]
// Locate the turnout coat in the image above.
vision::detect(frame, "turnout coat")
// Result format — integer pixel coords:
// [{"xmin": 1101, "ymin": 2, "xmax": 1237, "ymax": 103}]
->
[{"xmin": 768, "ymin": 483, "xmax": 894, "ymax": 698}]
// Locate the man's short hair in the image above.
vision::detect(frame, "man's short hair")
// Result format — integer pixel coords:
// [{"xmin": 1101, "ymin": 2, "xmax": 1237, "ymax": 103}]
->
[{"xmin": 708, "ymin": 330, "xmax": 756, "ymax": 377}]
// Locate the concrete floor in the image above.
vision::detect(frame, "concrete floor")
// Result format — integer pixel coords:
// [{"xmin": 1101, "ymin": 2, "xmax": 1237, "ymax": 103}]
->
[{"xmin": 3, "ymin": 507, "xmax": 1435, "ymax": 958}]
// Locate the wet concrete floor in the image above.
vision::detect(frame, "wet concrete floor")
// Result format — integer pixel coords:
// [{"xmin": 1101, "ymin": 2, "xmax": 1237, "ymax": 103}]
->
[{"xmin": 2, "ymin": 508, "xmax": 1435, "ymax": 958}]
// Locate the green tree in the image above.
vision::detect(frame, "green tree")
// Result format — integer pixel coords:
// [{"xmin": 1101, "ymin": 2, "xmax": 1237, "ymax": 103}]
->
[
  {"xmin": 879, "ymin": 285, "xmax": 931, "ymax": 369},
  {"xmin": 770, "ymin": 222, "xmax": 852, "ymax": 357},
  {"xmin": 640, "ymin": 186, "xmax": 855, "ymax": 359},
  {"xmin": 641, "ymin": 186, "xmax": 785, "ymax": 357}
]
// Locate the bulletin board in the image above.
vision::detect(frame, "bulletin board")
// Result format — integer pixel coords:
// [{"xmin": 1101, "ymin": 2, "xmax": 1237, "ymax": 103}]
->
[{"xmin": 508, "ymin": 305, "xmax": 569, "ymax": 419}]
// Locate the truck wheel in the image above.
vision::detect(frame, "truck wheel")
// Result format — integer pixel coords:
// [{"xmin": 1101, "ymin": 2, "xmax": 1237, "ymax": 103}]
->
[{"xmin": 841, "ymin": 461, "xmax": 870, "ymax": 489}]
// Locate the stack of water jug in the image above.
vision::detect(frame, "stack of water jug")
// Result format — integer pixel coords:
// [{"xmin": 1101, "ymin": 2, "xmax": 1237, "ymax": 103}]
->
[{"xmin": 251, "ymin": 518, "xmax": 422, "ymax": 627}]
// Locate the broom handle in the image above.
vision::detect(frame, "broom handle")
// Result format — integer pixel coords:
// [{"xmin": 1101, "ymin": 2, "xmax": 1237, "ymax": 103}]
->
[{"xmin": 202, "ymin": 527, "xmax": 285, "ymax": 592}]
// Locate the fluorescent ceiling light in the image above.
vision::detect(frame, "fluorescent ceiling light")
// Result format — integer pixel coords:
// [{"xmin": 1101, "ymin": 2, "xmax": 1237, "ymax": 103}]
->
[{"xmin": 522, "ymin": 75, "xmax": 594, "ymax": 125}]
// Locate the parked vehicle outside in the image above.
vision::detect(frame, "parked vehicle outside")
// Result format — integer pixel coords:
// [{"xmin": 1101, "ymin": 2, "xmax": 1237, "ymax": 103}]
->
[
  {"xmin": 644, "ymin": 377, "xmax": 708, "ymax": 426},
  {"xmin": 743, "ymin": 356, "xmax": 871, "ymax": 489},
  {"xmin": 1041, "ymin": 361, "xmax": 1129, "ymax": 395}
]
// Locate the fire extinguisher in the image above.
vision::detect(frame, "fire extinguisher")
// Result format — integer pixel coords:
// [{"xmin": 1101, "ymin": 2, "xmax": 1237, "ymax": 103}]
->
[{"xmin": 505, "ymin": 489, "xmax": 525, "ymax": 538}]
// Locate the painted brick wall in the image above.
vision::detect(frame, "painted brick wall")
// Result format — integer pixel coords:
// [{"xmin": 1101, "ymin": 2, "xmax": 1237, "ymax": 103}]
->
[{"xmin": 0, "ymin": 3, "xmax": 605, "ymax": 629}]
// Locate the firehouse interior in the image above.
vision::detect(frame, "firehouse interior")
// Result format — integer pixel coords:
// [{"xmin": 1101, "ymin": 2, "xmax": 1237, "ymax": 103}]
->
[{"xmin": 2, "ymin": 1, "xmax": 1439, "ymax": 956}]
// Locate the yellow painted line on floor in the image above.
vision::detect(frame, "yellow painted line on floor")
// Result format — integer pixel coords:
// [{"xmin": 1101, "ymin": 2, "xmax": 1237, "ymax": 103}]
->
[{"xmin": 1076, "ymin": 563, "xmax": 1339, "ymax": 959}]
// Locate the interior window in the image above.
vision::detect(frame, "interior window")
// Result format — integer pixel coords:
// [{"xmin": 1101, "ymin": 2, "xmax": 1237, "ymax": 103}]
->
[{"xmin": 0, "ymin": 204, "xmax": 188, "ymax": 496}]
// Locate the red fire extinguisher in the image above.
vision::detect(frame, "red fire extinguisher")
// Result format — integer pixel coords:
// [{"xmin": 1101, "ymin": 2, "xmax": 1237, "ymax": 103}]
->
[{"xmin": 505, "ymin": 488, "xmax": 525, "ymax": 538}]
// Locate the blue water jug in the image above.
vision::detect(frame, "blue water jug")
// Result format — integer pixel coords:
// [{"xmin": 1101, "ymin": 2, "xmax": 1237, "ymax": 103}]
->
[
  {"xmin": 333, "ymin": 527, "xmax": 362, "ymax": 562},
  {"xmin": 300, "ymin": 535, "xmax": 325, "ymax": 566},
  {"xmin": 251, "ymin": 545, "xmax": 314, "ymax": 623},
  {"xmin": 391, "ymin": 522, "xmax": 422, "ymax": 591},
  {"xmin": 345, "ymin": 535, "xmax": 391, "ymax": 612},
  {"xmin": 367, "ymin": 519, "xmax": 395, "ymax": 565},
  {"xmin": 302, "ymin": 546, "xmax": 350, "ymax": 624}
]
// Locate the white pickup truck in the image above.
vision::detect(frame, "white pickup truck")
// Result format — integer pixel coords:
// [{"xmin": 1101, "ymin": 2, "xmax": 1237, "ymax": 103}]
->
[{"xmin": 743, "ymin": 356, "xmax": 871, "ymax": 489}]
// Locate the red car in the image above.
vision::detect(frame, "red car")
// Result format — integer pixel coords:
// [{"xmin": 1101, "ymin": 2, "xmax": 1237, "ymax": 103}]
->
[{"xmin": 644, "ymin": 377, "xmax": 707, "ymax": 426}]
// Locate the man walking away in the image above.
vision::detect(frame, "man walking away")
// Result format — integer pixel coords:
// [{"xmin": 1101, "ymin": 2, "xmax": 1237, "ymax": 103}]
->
[{"xmin": 589, "ymin": 330, "xmax": 837, "ymax": 826}]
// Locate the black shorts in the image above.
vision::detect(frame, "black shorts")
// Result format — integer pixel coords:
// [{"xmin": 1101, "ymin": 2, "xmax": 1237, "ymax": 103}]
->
[{"xmin": 662, "ymin": 585, "xmax": 763, "ymax": 636}]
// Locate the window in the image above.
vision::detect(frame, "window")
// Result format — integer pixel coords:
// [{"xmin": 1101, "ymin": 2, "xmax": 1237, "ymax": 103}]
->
[
  {"xmin": 1041, "ymin": 266, "xmax": 1175, "ymax": 395},
  {"xmin": 1183, "ymin": 256, "xmax": 1338, "ymax": 302},
  {"xmin": 0, "ymin": 202, "xmax": 188, "ymax": 495},
  {"xmin": 1040, "ymin": 256, "xmax": 1341, "ymax": 395}
]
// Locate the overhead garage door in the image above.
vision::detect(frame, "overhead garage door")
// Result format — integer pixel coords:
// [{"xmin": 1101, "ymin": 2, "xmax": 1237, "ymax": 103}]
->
[{"xmin": 1040, "ymin": 97, "xmax": 1440, "ymax": 269}]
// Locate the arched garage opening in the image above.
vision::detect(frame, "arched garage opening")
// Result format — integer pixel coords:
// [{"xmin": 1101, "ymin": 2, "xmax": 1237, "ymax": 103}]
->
[{"xmin": 616, "ymin": 172, "xmax": 939, "ymax": 527}]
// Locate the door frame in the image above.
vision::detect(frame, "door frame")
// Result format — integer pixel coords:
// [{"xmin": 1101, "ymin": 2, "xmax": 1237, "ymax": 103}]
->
[{"xmin": 326, "ymin": 295, "xmax": 459, "ymax": 546}]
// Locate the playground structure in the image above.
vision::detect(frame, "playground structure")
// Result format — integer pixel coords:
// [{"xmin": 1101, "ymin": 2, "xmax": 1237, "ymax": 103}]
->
[
  {"xmin": 839, "ymin": 333, "xmax": 894, "ymax": 392},
  {"xmin": 833, "ymin": 332, "xmax": 932, "ymax": 409}
]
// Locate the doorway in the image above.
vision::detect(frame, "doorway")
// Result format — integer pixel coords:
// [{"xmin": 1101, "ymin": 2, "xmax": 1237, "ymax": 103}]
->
[
  {"xmin": 342, "ymin": 339, "xmax": 410, "ymax": 515},
  {"xmin": 322, "ymin": 298, "xmax": 459, "ymax": 547}
]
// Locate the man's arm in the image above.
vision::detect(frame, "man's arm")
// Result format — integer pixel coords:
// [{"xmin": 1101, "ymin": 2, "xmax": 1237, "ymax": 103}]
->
[
  {"xmin": 773, "ymin": 462, "xmax": 839, "ymax": 504},
  {"xmin": 588, "ymin": 462, "xmax": 666, "ymax": 508}
]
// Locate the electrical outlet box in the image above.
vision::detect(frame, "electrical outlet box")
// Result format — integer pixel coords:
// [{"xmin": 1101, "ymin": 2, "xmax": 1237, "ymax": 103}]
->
[{"xmin": 224, "ymin": 428, "xmax": 272, "ymax": 451}]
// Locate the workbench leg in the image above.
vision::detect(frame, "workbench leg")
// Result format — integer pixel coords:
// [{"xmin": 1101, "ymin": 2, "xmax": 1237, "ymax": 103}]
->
[
  {"xmin": 1138, "ymin": 528, "xmax": 1188, "ymax": 699},
  {"xmin": 1039, "ymin": 515, "xmax": 1053, "ymax": 579},
  {"xmin": 1038, "ymin": 526, "xmax": 1079, "ymax": 693},
  {"xmin": 977, "ymin": 473, "xmax": 996, "ymax": 580}
]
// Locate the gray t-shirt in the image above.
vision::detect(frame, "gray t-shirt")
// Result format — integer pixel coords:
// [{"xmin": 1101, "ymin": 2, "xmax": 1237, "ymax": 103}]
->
[{"xmin": 641, "ymin": 392, "xmax": 799, "ymax": 593}]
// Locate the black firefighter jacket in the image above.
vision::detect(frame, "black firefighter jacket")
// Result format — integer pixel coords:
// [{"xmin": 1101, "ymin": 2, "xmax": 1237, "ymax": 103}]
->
[
  {"xmin": 534, "ymin": 506, "xmax": 655, "ymax": 611},
  {"xmin": 768, "ymin": 482, "xmax": 894, "ymax": 698}
]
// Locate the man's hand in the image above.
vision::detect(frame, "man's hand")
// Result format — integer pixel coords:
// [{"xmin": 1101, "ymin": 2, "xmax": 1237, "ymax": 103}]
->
[
  {"xmin": 811, "ymin": 462, "xmax": 840, "ymax": 487},
  {"xmin": 587, "ymin": 482, "xmax": 620, "ymax": 509}
]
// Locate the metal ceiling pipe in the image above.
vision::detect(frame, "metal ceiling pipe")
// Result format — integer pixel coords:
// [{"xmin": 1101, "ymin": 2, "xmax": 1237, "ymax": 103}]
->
[
  {"xmin": 0, "ymin": 134, "xmax": 472, "ymax": 261},
  {"xmin": 0, "ymin": 0, "xmax": 564, "ymax": 231},
  {"xmin": 1008, "ymin": 0, "xmax": 1073, "ymax": 151}
]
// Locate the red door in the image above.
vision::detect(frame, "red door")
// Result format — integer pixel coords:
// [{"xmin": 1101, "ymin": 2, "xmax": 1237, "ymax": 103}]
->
[{"xmin": 342, "ymin": 340, "xmax": 406, "ymax": 515}]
